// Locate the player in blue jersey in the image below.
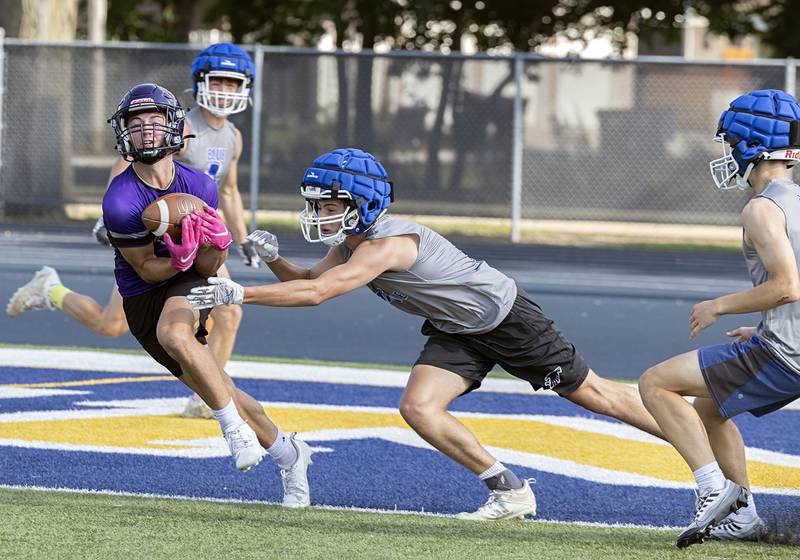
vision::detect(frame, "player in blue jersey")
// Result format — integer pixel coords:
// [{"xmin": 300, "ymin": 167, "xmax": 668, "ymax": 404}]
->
[
  {"xmin": 7, "ymin": 43, "xmax": 259, "ymax": 419},
  {"xmin": 187, "ymin": 147, "xmax": 666, "ymax": 520},
  {"xmin": 639, "ymin": 89, "xmax": 800, "ymax": 547},
  {"xmin": 95, "ymin": 82, "xmax": 312, "ymax": 505}
]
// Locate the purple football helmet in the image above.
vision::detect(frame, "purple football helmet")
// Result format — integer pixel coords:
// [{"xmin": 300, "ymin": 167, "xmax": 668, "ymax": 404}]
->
[{"xmin": 108, "ymin": 83, "xmax": 186, "ymax": 164}]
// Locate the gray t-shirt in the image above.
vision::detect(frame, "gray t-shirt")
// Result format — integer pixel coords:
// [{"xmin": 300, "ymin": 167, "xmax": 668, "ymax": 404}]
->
[
  {"xmin": 178, "ymin": 108, "xmax": 238, "ymax": 186},
  {"xmin": 338, "ymin": 216, "xmax": 517, "ymax": 334},
  {"xmin": 744, "ymin": 179, "xmax": 800, "ymax": 375}
]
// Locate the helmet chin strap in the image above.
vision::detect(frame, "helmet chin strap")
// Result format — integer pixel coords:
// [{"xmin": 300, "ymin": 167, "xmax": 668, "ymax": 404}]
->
[{"xmin": 736, "ymin": 160, "xmax": 757, "ymax": 189}]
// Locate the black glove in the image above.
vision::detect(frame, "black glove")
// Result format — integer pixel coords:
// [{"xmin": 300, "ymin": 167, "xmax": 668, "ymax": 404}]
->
[{"xmin": 238, "ymin": 239, "xmax": 262, "ymax": 269}]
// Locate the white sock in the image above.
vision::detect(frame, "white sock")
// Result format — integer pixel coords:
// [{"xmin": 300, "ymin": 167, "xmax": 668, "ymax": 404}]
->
[
  {"xmin": 266, "ymin": 428, "xmax": 298, "ymax": 469},
  {"xmin": 212, "ymin": 399, "xmax": 244, "ymax": 433},
  {"xmin": 693, "ymin": 461, "xmax": 726, "ymax": 494},
  {"xmin": 478, "ymin": 461, "xmax": 507, "ymax": 480},
  {"xmin": 731, "ymin": 491, "xmax": 758, "ymax": 521}
]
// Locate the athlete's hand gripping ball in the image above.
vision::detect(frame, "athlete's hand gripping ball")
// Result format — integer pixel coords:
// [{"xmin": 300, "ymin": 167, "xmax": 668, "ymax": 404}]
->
[
  {"xmin": 92, "ymin": 216, "xmax": 111, "ymax": 246},
  {"xmin": 238, "ymin": 240, "xmax": 262, "ymax": 269},
  {"xmin": 188, "ymin": 277, "xmax": 244, "ymax": 309},
  {"xmin": 197, "ymin": 206, "xmax": 233, "ymax": 251},
  {"xmin": 246, "ymin": 230, "xmax": 280, "ymax": 263},
  {"xmin": 164, "ymin": 214, "xmax": 202, "ymax": 272}
]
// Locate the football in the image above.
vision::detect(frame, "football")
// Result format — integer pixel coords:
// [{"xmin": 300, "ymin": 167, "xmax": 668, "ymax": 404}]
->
[{"xmin": 141, "ymin": 193, "xmax": 206, "ymax": 239}]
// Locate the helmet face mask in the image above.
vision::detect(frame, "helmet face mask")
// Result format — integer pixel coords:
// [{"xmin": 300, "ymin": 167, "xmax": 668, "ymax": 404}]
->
[
  {"xmin": 109, "ymin": 84, "xmax": 185, "ymax": 164},
  {"xmin": 191, "ymin": 43, "xmax": 254, "ymax": 117},
  {"xmin": 196, "ymin": 71, "xmax": 251, "ymax": 117},
  {"xmin": 299, "ymin": 186, "xmax": 360, "ymax": 246},
  {"xmin": 709, "ymin": 134, "xmax": 751, "ymax": 190}
]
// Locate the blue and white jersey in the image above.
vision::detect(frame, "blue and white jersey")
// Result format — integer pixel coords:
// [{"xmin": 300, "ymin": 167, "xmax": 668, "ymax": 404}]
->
[{"xmin": 178, "ymin": 108, "xmax": 238, "ymax": 185}]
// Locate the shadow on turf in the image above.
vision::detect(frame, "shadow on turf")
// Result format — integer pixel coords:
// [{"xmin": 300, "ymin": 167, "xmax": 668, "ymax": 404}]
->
[{"xmin": 763, "ymin": 514, "xmax": 800, "ymax": 546}]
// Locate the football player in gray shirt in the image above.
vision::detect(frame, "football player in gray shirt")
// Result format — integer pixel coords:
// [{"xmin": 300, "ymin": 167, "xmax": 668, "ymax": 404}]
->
[
  {"xmin": 639, "ymin": 89, "xmax": 800, "ymax": 547},
  {"xmin": 189, "ymin": 148, "xmax": 666, "ymax": 520}
]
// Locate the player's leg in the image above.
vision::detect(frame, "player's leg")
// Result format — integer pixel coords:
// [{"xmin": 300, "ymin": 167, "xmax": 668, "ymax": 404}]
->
[
  {"xmin": 639, "ymin": 351, "xmax": 716, "ymax": 467},
  {"xmin": 7, "ymin": 267, "xmax": 129, "ymax": 338},
  {"xmin": 156, "ymin": 294, "xmax": 311, "ymax": 505},
  {"xmin": 638, "ymin": 350, "xmax": 747, "ymax": 547},
  {"xmin": 565, "ymin": 369, "xmax": 663, "ymax": 438},
  {"xmin": 178, "ymin": 356, "xmax": 312, "ymax": 507},
  {"xmin": 692, "ymin": 397, "xmax": 765, "ymax": 541},
  {"xmin": 206, "ymin": 263, "xmax": 242, "ymax": 366},
  {"xmin": 402, "ymin": 326, "xmax": 536, "ymax": 520},
  {"xmin": 183, "ymin": 264, "xmax": 240, "ymax": 419},
  {"xmin": 61, "ymin": 284, "xmax": 129, "ymax": 338},
  {"xmin": 692, "ymin": 397, "xmax": 747, "ymax": 489},
  {"xmin": 399, "ymin": 364, "xmax": 495, "ymax": 474}
]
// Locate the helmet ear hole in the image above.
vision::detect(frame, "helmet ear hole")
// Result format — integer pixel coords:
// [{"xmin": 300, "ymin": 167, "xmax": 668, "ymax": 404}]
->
[{"xmin": 367, "ymin": 200, "xmax": 378, "ymax": 211}]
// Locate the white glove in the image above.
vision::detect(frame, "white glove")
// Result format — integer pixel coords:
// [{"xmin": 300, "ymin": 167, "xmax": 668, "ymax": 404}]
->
[
  {"xmin": 92, "ymin": 216, "xmax": 111, "ymax": 246},
  {"xmin": 246, "ymin": 230, "xmax": 280, "ymax": 263},
  {"xmin": 187, "ymin": 277, "xmax": 244, "ymax": 309}
]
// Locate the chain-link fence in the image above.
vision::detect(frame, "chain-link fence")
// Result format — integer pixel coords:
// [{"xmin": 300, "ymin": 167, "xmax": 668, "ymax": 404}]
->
[{"xmin": 0, "ymin": 38, "xmax": 797, "ymax": 230}]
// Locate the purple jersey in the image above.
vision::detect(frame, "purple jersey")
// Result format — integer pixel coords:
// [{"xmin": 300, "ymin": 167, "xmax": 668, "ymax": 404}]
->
[{"xmin": 102, "ymin": 161, "xmax": 218, "ymax": 298}]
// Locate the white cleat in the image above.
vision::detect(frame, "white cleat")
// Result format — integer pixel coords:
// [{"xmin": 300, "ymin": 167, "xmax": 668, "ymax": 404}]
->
[
  {"xmin": 456, "ymin": 479, "xmax": 537, "ymax": 520},
  {"xmin": 6, "ymin": 266, "xmax": 61, "ymax": 317},
  {"xmin": 707, "ymin": 514, "xmax": 766, "ymax": 542},
  {"xmin": 676, "ymin": 479, "xmax": 748, "ymax": 548},
  {"xmin": 281, "ymin": 433, "xmax": 313, "ymax": 508},
  {"xmin": 223, "ymin": 422, "xmax": 266, "ymax": 472},
  {"xmin": 181, "ymin": 393, "xmax": 215, "ymax": 419}
]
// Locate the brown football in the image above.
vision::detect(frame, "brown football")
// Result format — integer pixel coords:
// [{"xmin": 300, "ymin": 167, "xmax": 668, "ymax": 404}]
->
[{"xmin": 141, "ymin": 192, "xmax": 206, "ymax": 239}]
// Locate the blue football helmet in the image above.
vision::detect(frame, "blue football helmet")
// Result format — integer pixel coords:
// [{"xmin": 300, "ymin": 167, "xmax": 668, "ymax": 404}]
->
[
  {"xmin": 108, "ymin": 83, "xmax": 186, "ymax": 164},
  {"xmin": 191, "ymin": 42, "xmax": 254, "ymax": 117},
  {"xmin": 711, "ymin": 89, "xmax": 800, "ymax": 190},
  {"xmin": 299, "ymin": 148, "xmax": 394, "ymax": 246}
]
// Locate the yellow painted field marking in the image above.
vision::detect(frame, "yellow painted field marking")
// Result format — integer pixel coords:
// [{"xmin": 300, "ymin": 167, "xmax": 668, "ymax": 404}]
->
[
  {"xmin": 0, "ymin": 406, "xmax": 796, "ymax": 488},
  {"xmin": 5, "ymin": 376, "xmax": 174, "ymax": 389}
]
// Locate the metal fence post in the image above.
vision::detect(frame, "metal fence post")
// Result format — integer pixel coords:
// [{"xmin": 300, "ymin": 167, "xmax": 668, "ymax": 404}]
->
[
  {"xmin": 785, "ymin": 57, "xmax": 796, "ymax": 97},
  {"xmin": 510, "ymin": 54, "xmax": 523, "ymax": 243},
  {"xmin": 0, "ymin": 27, "xmax": 5, "ymax": 218},
  {"xmin": 249, "ymin": 44, "xmax": 265, "ymax": 232}
]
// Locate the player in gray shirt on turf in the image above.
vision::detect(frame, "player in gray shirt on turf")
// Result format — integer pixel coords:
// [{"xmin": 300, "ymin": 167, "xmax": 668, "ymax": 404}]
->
[
  {"xmin": 639, "ymin": 89, "xmax": 800, "ymax": 547},
  {"xmin": 189, "ymin": 147, "xmax": 666, "ymax": 520}
]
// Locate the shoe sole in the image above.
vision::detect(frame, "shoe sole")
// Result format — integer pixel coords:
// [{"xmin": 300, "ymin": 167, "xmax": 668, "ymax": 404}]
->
[
  {"xmin": 676, "ymin": 492, "xmax": 748, "ymax": 548},
  {"xmin": 6, "ymin": 268, "xmax": 57, "ymax": 317},
  {"xmin": 456, "ymin": 504, "xmax": 537, "ymax": 521},
  {"xmin": 238, "ymin": 452, "xmax": 266, "ymax": 473}
]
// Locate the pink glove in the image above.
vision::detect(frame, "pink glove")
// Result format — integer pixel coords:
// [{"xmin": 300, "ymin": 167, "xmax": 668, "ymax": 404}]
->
[
  {"xmin": 197, "ymin": 206, "xmax": 233, "ymax": 251},
  {"xmin": 163, "ymin": 213, "xmax": 202, "ymax": 272}
]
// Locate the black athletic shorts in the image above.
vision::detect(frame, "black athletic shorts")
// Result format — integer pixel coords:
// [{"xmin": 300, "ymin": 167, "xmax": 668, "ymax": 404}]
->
[
  {"xmin": 122, "ymin": 270, "xmax": 211, "ymax": 378},
  {"xmin": 414, "ymin": 289, "xmax": 590, "ymax": 396}
]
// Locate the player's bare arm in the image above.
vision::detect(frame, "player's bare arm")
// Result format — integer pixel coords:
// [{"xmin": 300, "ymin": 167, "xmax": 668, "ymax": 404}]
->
[
  {"xmin": 262, "ymin": 241, "xmax": 344, "ymax": 281},
  {"xmin": 217, "ymin": 130, "xmax": 248, "ymax": 244},
  {"xmin": 690, "ymin": 197, "xmax": 800, "ymax": 337},
  {"xmin": 108, "ymin": 156, "xmax": 130, "ymax": 185},
  {"xmin": 244, "ymin": 235, "xmax": 417, "ymax": 307},
  {"xmin": 194, "ymin": 245, "xmax": 228, "ymax": 278},
  {"xmin": 119, "ymin": 243, "xmax": 178, "ymax": 284}
]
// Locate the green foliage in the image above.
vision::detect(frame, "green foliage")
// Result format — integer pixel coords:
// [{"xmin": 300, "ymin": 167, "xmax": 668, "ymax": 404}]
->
[{"xmin": 106, "ymin": 0, "xmax": 212, "ymax": 42}]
